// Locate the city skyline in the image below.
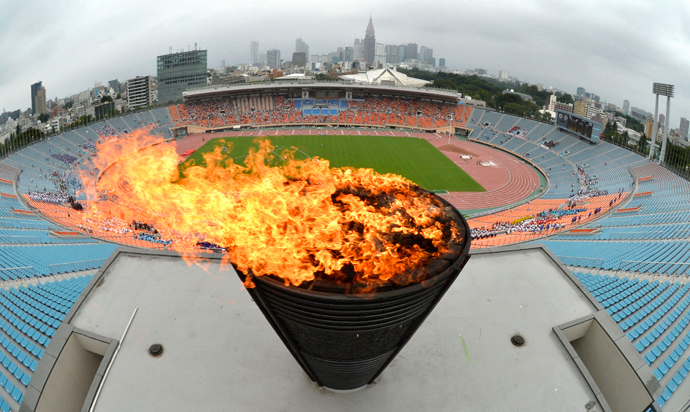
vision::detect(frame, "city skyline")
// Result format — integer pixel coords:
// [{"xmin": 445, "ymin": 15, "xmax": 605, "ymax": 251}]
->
[{"xmin": 0, "ymin": 0, "xmax": 688, "ymax": 126}]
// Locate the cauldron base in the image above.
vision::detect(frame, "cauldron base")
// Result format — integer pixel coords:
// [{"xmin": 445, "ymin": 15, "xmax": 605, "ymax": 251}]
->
[{"xmin": 322, "ymin": 385, "xmax": 369, "ymax": 393}]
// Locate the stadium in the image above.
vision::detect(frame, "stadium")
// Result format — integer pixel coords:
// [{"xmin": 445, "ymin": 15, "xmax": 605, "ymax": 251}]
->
[{"xmin": 0, "ymin": 77, "xmax": 686, "ymax": 411}]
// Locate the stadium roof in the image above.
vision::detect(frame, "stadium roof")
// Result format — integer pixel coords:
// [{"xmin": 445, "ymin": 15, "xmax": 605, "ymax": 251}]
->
[
  {"xmin": 339, "ymin": 68, "xmax": 430, "ymax": 88},
  {"xmin": 21, "ymin": 245, "xmax": 660, "ymax": 411},
  {"xmin": 274, "ymin": 73, "xmax": 313, "ymax": 81},
  {"xmin": 183, "ymin": 81, "xmax": 459, "ymax": 104}
]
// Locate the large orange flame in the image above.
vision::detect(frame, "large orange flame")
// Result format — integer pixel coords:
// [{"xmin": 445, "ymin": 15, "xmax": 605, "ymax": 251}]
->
[{"xmin": 76, "ymin": 130, "xmax": 464, "ymax": 290}]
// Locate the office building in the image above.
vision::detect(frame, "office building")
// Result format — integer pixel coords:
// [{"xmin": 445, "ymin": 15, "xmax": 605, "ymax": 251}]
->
[
  {"xmin": 439, "ymin": 58, "xmax": 446, "ymax": 68},
  {"xmin": 419, "ymin": 46, "xmax": 434, "ymax": 65},
  {"xmin": 30, "ymin": 81, "xmax": 43, "ymax": 115},
  {"xmin": 295, "ymin": 38, "xmax": 309, "ymax": 62},
  {"xmin": 406, "ymin": 43, "xmax": 418, "ymax": 62},
  {"xmin": 363, "ymin": 17, "xmax": 376, "ymax": 66},
  {"xmin": 680, "ymin": 117, "xmax": 689, "ymax": 141},
  {"xmin": 576, "ymin": 87, "xmax": 586, "ymax": 96},
  {"xmin": 250, "ymin": 41, "xmax": 259, "ymax": 65},
  {"xmin": 127, "ymin": 76, "xmax": 152, "ymax": 109},
  {"xmin": 108, "ymin": 80, "xmax": 121, "ymax": 94},
  {"xmin": 35, "ymin": 86, "xmax": 47, "ymax": 116},
  {"xmin": 353, "ymin": 39, "xmax": 364, "ymax": 61},
  {"xmin": 573, "ymin": 100, "xmax": 587, "ymax": 118},
  {"xmin": 344, "ymin": 47, "xmax": 353, "ymax": 62},
  {"xmin": 630, "ymin": 106, "xmax": 652, "ymax": 122},
  {"xmin": 292, "ymin": 52, "xmax": 307, "ymax": 68},
  {"xmin": 156, "ymin": 49, "xmax": 208, "ymax": 104},
  {"xmin": 622, "ymin": 99, "xmax": 630, "ymax": 116},
  {"xmin": 267, "ymin": 49, "xmax": 281, "ymax": 69}
]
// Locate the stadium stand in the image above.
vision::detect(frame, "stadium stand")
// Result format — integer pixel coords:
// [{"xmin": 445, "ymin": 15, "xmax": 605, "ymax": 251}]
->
[
  {"xmin": 172, "ymin": 96, "xmax": 455, "ymax": 130},
  {"xmin": 3, "ymin": 94, "xmax": 690, "ymax": 409},
  {"xmin": 574, "ymin": 272, "xmax": 690, "ymax": 408},
  {"xmin": 0, "ymin": 108, "xmax": 179, "ymax": 410},
  {"xmin": 543, "ymin": 162, "xmax": 690, "ymax": 275}
]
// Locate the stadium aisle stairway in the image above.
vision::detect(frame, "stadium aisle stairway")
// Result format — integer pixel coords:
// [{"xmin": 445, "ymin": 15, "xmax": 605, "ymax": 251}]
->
[
  {"xmin": 0, "ymin": 275, "xmax": 93, "ymax": 411},
  {"xmin": 574, "ymin": 272, "xmax": 690, "ymax": 408}
]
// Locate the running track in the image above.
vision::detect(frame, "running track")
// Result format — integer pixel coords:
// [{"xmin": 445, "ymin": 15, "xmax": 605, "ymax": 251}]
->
[{"xmin": 174, "ymin": 129, "xmax": 541, "ymax": 212}]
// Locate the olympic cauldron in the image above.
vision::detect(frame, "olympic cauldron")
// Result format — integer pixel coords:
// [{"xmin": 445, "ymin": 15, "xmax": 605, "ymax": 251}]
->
[{"xmin": 235, "ymin": 191, "xmax": 471, "ymax": 391}]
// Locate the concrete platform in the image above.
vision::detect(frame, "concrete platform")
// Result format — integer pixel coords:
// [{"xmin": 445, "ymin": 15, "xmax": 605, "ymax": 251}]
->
[{"xmin": 20, "ymin": 245, "xmax": 660, "ymax": 411}]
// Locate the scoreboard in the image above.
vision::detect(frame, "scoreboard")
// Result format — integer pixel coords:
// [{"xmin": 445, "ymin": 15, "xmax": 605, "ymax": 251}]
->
[{"xmin": 555, "ymin": 110, "xmax": 601, "ymax": 143}]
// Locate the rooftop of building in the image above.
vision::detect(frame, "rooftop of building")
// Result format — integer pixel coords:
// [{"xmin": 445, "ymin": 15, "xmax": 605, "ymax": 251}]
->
[{"xmin": 19, "ymin": 244, "xmax": 660, "ymax": 411}]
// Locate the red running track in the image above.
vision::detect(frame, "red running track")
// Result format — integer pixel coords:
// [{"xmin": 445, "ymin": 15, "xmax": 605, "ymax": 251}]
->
[{"xmin": 173, "ymin": 129, "xmax": 541, "ymax": 211}]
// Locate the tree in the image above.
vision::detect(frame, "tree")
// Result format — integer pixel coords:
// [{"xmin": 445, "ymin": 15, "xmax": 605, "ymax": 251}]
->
[
  {"xmin": 430, "ymin": 78, "xmax": 456, "ymax": 90},
  {"xmin": 38, "ymin": 113, "xmax": 49, "ymax": 123},
  {"xmin": 558, "ymin": 94, "xmax": 574, "ymax": 105},
  {"xmin": 116, "ymin": 93, "xmax": 121, "ymax": 100},
  {"xmin": 614, "ymin": 111, "xmax": 644, "ymax": 133},
  {"xmin": 601, "ymin": 121, "xmax": 616, "ymax": 141},
  {"xmin": 101, "ymin": 95, "xmax": 113, "ymax": 103},
  {"xmin": 637, "ymin": 134, "xmax": 648, "ymax": 154},
  {"xmin": 504, "ymin": 102, "xmax": 526, "ymax": 117}
]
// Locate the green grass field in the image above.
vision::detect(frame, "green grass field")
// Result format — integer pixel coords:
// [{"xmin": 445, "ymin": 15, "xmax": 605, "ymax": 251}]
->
[{"xmin": 180, "ymin": 135, "xmax": 485, "ymax": 192}]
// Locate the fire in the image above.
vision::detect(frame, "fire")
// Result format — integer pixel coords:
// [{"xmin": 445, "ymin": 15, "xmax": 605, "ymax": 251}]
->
[{"xmin": 77, "ymin": 130, "xmax": 464, "ymax": 290}]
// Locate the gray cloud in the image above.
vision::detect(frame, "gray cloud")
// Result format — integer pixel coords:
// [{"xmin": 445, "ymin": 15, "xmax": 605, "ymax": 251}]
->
[{"xmin": 1, "ymin": 0, "xmax": 688, "ymax": 126}]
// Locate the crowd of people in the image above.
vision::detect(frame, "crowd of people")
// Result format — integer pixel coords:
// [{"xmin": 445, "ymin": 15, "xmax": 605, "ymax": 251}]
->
[
  {"xmin": 82, "ymin": 140, "xmax": 96, "ymax": 151},
  {"xmin": 131, "ymin": 220, "xmax": 158, "ymax": 234},
  {"xmin": 471, "ymin": 217, "xmax": 570, "ymax": 240},
  {"xmin": 50, "ymin": 153, "xmax": 77, "ymax": 165},
  {"xmin": 173, "ymin": 96, "xmax": 456, "ymax": 130},
  {"xmin": 28, "ymin": 190, "xmax": 71, "ymax": 205},
  {"xmin": 95, "ymin": 217, "xmax": 132, "ymax": 235},
  {"xmin": 96, "ymin": 125, "xmax": 119, "ymax": 141},
  {"xmin": 196, "ymin": 240, "xmax": 226, "ymax": 251},
  {"xmin": 136, "ymin": 232, "xmax": 172, "ymax": 246},
  {"xmin": 470, "ymin": 190, "xmax": 623, "ymax": 241}
]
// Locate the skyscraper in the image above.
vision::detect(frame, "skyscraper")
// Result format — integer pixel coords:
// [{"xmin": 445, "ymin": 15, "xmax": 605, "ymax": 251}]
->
[
  {"xmin": 439, "ymin": 58, "xmax": 446, "ymax": 68},
  {"xmin": 576, "ymin": 87, "xmax": 586, "ymax": 97},
  {"xmin": 292, "ymin": 52, "xmax": 307, "ymax": 68},
  {"xmin": 295, "ymin": 38, "xmax": 309, "ymax": 63},
  {"xmin": 353, "ymin": 39, "xmax": 364, "ymax": 61},
  {"xmin": 30, "ymin": 81, "xmax": 42, "ymax": 115},
  {"xmin": 35, "ymin": 86, "xmax": 47, "ymax": 116},
  {"xmin": 680, "ymin": 117, "xmax": 689, "ymax": 141},
  {"xmin": 127, "ymin": 76, "xmax": 153, "ymax": 109},
  {"xmin": 622, "ymin": 100, "xmax": 630, "ymax": 116},
  {"xmin": 157, "ymin": 48, "xmax": 208, "ymax": 104},
  {"xmin": 363, "ymin": 16, "xmax": 376, "ymax": 66},
  {"xmin": 419, "ymin": 46, "xmax": 434, "ymax": 65},
  {"xmin": 344, "ymin": 47, "xmax": 353, "ymax": 62},
  {"xmin": 267, "ymin": 49, "xmax": 281, "ymax": 69},
  {"xmin": 406, "ymin": 43, "xmax": 418, "ymax": 62},
  {"xmin": 374, "ymin": 43, "xmax": 386, "ymax": 68},
  {"xmin": 250, "ymin": 41, "xmax": 259, "ymax": 65},
  {"xmin": 108, "ymin": 79, "xmax": 121, "ymax": 94}
]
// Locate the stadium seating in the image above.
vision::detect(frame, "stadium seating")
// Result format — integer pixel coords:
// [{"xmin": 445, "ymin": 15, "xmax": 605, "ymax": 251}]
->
[
  {"xmin": 2, "ymin": 100, "xmax": 690, "ymax": 409},
  {"xmin": 542, "ymin": 162, "xmax": 690, "ymax": 275},
  {"xmin": 574, "ymin": 272, "xmax": 690, "ymax": 407},
  {"xmin": 172, "ymin": 96, "xmax": 456, "ymax": 130}
]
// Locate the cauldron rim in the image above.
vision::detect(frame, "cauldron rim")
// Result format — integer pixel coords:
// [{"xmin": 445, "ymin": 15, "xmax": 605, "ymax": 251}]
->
[{"xmin": 243, "ymin": 195, "xmax": 471, "ymax": 300}]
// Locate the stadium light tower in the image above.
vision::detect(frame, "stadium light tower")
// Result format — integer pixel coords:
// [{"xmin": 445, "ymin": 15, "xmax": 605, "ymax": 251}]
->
[{"xmin": 649, "ymin": 83, "xmax": 674, "ymax": 162}]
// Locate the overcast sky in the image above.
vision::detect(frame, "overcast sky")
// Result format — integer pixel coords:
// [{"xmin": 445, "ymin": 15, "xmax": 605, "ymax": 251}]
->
[{"xmin": 1, "ymin": 0, "xmax": 689, "ymax": 126}]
